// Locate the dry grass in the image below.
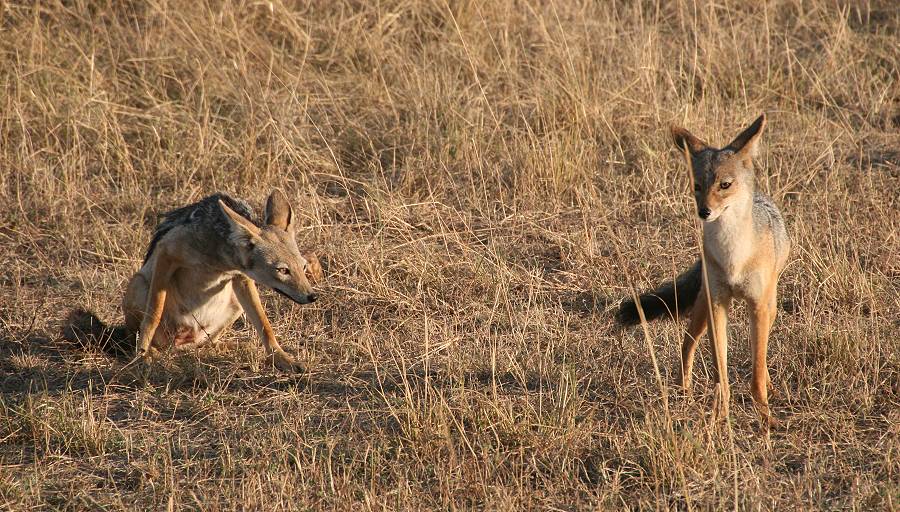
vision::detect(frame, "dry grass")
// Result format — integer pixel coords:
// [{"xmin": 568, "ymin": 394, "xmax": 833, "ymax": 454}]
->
[{"xmin": 1, "ymin": 0, "xmax": 899, "ymax": 509}]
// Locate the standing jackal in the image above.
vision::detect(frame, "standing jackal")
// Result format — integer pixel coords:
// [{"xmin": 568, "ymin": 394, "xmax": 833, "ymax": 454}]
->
[
  {"xmin": 65, "ymin": 191, "xmax": 322, "ymax": 372},
  {"xmin": 618, "ymin": 114, "xmax": 790, "ymax": 425}
]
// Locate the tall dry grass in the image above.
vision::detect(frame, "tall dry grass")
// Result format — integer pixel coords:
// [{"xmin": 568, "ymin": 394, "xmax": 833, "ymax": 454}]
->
[{"xmin": 1, "ymin": 0, "xmax": 898, "ymax": 509}]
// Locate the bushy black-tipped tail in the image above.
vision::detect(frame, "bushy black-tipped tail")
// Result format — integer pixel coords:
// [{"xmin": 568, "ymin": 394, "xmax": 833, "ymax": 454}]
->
[
  {"xmin": 617, "ymin": 260, "xmax": 702, "ymax": 325},
  {"xmin": 62, "ymin": 309, "xmax": 134, "ymax": 357}
]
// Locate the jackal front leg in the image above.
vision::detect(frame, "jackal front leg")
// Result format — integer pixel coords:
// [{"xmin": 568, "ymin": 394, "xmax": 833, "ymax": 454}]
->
[
  {"xmin": 750, "ymin": 290, "xmax": 777, "ymax": 427},
  {"xmin": 233, "ymin": 276, "xmax": 304, "ymax": 373},
  {"xmin": 709, "ymin": 298, "xmax": 731, "ymax": 420},
  {"xmin": 680, "ymin": 287, "xmax": 709, "ymax": 392}
]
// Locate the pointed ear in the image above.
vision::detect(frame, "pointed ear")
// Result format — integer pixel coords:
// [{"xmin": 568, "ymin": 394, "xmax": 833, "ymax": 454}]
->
[
  {"xmin": 670, "ymin": 125, "xmax": 708, "ymax": 156},
  {"xmin": 265, "ymin": 190, "xmax": 294, "ymax": 232},
  {"xmin": 301, "ymin": 250, "xmax": 324, "ymax": 284},
  {"xmin": 726, "ymin": 113, "xmax": 766, "ymax": 158},
  {"xmin": 219, "ymin": 200, "xmax": 260, "ymax": 242}
]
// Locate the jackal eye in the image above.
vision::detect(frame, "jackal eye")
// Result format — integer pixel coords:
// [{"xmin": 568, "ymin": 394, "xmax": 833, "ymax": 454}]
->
[
  {"xmin": 276, "ymin": 267, "xmax": 291, "ymax": 276},
  {"xmin": 720, "ymin": 181, "xmax": 732, "ymax": 190}
]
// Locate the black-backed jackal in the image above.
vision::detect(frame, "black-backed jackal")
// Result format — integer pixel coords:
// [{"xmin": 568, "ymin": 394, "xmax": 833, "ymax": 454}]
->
[
  {"xmin": 619, "ymin": 114, "xmax": 790, "ymax": 425},
  {"xmin": 65, "ymin": 190, "xmax": 322, "ymax": 372}
]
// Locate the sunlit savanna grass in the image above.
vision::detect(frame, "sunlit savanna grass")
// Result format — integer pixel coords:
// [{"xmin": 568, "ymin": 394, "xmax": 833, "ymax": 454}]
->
[{"xmin": 1, "ymin": 1, "xmax": 898, "ymax": 509}]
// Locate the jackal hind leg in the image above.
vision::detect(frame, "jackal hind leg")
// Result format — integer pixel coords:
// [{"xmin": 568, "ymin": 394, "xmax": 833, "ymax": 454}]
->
[
  {"xmin": 136, "ymin": 251, "xmax": 178, "ymax": 359},
  {"xmin": 122, "ymin": 272, "xmax": 162, "ymax": 358},
  {"xmin": 123, "ymin": 273, "xmax": 147, "ymax": 331}
]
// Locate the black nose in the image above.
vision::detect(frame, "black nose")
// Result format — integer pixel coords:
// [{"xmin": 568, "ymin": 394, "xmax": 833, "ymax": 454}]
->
[
  {"xmin": 698, "ymin": 207, "xmax": 711, "ymax": 219},
  {"xmin": 307, "ymin": 294, "xmax": 317, "ymax": 303}
]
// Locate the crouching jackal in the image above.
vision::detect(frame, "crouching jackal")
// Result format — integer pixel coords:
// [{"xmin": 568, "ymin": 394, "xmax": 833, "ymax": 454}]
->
[
  {"xmin": 64, "ymin": 190, "xmax": 322, "ymax": 372},
  {"xmin": 618, "ymin": 114, "xmax": 790, "ymax": 425}
]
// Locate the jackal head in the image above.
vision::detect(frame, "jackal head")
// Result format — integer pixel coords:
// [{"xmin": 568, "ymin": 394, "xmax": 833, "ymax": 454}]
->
[
  {"xmin": 218, "ymin": 191, "xmax": 318, "ymax": 305},
  {"xmin": 670, "ymin": 114, "xmax": 766, "ymax": 222}
]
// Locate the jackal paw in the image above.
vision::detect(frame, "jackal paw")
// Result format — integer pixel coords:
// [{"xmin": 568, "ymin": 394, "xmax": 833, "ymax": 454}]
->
[
  {"xmin": 757, "ymin": 405, "xmax": 780, "ymax": 430},
  {"xmin": 136, "ymin": 347, "xmax": 156, "ymax": 363},
  {"xmin": 269, "ymin": 350, "xmax": 305, "ymax": 373},
  {"xmin": 677, "ymin": 375, "xmax": 692, "ymax": 394}
]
